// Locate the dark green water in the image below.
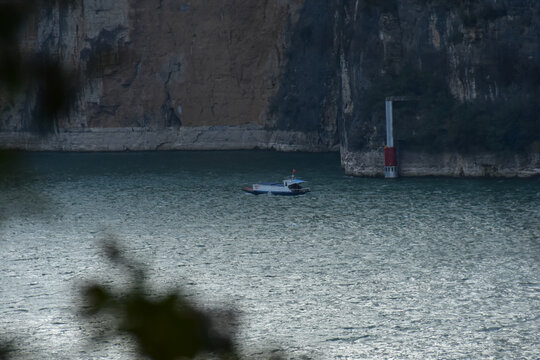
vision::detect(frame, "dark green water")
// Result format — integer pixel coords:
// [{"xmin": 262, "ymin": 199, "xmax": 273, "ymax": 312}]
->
[{"xmin": 1, "ymin": 151, "xmax": 539, "ymax": 358}]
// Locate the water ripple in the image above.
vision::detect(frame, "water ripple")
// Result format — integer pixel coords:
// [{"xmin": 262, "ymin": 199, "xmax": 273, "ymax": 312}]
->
[{"xmin": 1, "ymin": 151, "xmax": 539, "ymax": 359}]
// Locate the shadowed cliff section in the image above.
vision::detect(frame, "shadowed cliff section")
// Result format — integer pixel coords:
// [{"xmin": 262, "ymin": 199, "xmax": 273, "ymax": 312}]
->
[
  {"xmin": 268, "ymin": 0, "xmax": 341, "ymax": 148},
  {"xmin": 339, "ymin": 0, "xmax": 540, "ymax": 177},
  {"xmin": 342, "ymin": 0, "xmax": 540, "ymax": 153}
]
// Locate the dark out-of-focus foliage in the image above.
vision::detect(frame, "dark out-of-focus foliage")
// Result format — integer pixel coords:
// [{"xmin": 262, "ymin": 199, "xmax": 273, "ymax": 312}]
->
[
  {"xmin": 0, "ymin": 149, "xmax": 22, "ymax": 175},
  {"xmin": 0, "ymin": 0, "xmax": 24, "ymax": 343},
  {"xmin": 0, "ymin": 0, "xmax": 80, "ymax": 180},
  {"xmin": 81, "ymin": 240, "xmax": 239, "ymax": 360},
  {"xmin": 0, "ymin": 3, "xmax": 268, "ymax": 359},
  {"xmin": 0, "ymin": 0, "xmax": 78, "ymax": 132},
  {"xmin": 0, "ymin": 341, "xmax": 13, "ymax": 360}
]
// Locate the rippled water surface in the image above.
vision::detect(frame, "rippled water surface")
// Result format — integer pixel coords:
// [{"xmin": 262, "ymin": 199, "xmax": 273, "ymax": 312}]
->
[{"xmin": 1, "ymin": 151, "xmax": 539, "ymax": 359}]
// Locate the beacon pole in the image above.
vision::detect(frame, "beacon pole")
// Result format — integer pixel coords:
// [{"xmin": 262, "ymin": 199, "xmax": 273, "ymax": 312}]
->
[{"xmin": 384, "ymin": 99, "xmax": 398, "ymax": 178}]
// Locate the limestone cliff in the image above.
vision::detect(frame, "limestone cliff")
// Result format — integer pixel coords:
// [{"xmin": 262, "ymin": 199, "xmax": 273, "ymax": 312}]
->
[
  {"xmin": 337, "ymin": 0, "xmax": 540, "ymax": 177},
  {"xmin": 1, "ymin": 0, "xmax": 539, "ymax": 177},
  {"xmin": 1, "ymin": 0, "xmax": 305, "ymax": 130}
]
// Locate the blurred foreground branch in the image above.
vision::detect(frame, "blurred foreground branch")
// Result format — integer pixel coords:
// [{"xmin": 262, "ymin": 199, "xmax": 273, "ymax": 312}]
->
[{"xmin": 81, "ymin": 240, "xmax": 238, "ymax": 360}]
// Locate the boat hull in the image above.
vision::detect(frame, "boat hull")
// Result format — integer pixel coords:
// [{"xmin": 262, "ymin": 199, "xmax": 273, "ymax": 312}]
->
[{"xmin": 241, "ymin": 187, "xmax": 309, "ymax": 196}]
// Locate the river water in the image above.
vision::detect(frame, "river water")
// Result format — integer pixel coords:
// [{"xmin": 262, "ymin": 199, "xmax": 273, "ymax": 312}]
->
[{"xmin": 1, "ymin": 151, "xmax": 539, "ymax": 359}]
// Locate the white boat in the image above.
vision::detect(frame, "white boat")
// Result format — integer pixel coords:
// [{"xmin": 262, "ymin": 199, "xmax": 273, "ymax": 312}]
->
[{"xmin": 242, "ymin": 170, "xmax": 310, "ymax": 196}]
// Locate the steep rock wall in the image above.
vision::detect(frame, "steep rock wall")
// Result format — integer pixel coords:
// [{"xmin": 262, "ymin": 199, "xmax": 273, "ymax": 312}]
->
[
  {"xmin": 267, "ymin": 0, "xmax": 341, "ymax": 149},
  {"xmin": 338, "ymin": 0, "xmax": 540, "ymax": 176},
  {"xmin": 1, "ymin": 0, "xmax": 539, "ymax": 177},
  {"xmin": 1, "ymin": 0, "xmax": 306, "ymax": 130}
]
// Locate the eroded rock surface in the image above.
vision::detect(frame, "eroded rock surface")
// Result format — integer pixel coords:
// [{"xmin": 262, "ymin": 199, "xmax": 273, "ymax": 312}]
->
[{"xmin": 2, "ymin": 0, "xmax": 304, "ymax": 131}]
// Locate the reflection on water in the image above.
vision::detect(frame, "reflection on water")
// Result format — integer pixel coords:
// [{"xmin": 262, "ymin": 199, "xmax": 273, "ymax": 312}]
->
[{"xmin": 1, "ymin": 151, "xmax": 539, "ymax": 358}]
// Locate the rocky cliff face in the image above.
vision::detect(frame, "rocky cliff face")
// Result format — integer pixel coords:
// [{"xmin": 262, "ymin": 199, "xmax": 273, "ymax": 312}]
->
[
  {"xmin": 1, "ymin": 0, "xmax": 539, "ymax": 177},
  {"xmin": 2, "ymin": 0, "xmax": 304, "ymax": 129},
  {"xmin": 337, "ymin": 0, "xmax": 540, "ymax": 176}
]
